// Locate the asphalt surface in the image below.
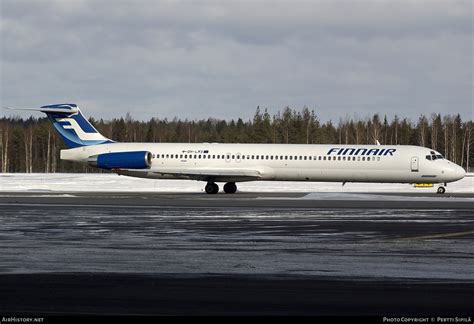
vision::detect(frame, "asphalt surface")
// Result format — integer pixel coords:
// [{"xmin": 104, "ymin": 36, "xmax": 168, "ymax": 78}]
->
[
  {"xmin": 0, "ymin": 191, "xmax": 473, "ymax": 316},
  {"xmin": 0, "ymin": 190, "xmax": 473, "ymax": 209},
  {"xmin": 1, "ymin": 274, "xmax": 472, "ymax": 316}
]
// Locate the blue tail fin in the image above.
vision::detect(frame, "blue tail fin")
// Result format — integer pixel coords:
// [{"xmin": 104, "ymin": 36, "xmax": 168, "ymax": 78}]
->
[{"xmin": 40, "ymin": 104, "xmax": 112, "ymax": 148}]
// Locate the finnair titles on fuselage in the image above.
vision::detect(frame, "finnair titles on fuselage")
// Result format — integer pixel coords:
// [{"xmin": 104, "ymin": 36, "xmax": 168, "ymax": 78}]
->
[
  {"xmin": 7, "ymin": 104, "xmax": 466, "ymax": 194},
  {"xmin": 327, "ymin": 147, "xmax": 397, "ymax": 157}
]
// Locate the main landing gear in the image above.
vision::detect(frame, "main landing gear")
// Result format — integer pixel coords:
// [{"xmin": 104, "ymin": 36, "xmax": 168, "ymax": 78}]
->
[{"xmin": 204, "ymin": 182, "xmax": 237, "ymax": 194}]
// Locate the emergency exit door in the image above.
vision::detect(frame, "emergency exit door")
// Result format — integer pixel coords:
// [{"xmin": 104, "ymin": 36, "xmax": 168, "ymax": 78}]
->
[{"xmin": 411, "ymin": 156, "xmax": 419, "ymax": 172}]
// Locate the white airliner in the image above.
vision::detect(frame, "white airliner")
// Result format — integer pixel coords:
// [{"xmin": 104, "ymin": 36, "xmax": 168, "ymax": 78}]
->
[{"xmin": 8, "ymin": 104, "xmax": 466, "ymax": 194}]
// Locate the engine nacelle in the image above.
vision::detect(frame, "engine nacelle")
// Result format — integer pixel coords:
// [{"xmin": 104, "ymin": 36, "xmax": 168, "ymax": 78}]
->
[{"xmin": 88, "ymin": 151, "xmax": 152, "ymax": 169}]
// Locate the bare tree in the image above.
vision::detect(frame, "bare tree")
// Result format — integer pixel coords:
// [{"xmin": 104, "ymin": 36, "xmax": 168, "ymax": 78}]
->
[
  {"xmin": 392, "ymin": 115, "xmax": 399, "ymax": 145},
  {"xmin": 371, "ymin": 114, "xmax": 381, "ymax": 144},
  {"xmin": 417, "ymin": 115, "xmax": 428, "ymax": 147},
  {"xmin": 1, "ymin": 124, "xmax": 9, "ymax": 173},
  {"xmin": 465, "ymin": 122, "xmax": 472, "ymax": 172},
  {"xmin": 0, "ymin": 125, "xmax": 3, "ymax": 173},
  {"xmin": 46, "ymin": 129, "xmax": 51, "ymax": 173},
  {"xmin": 51, "ymin": 133, "xmax": 57, "ymax": 173},
  {"xmin": 443, "ymin": 116, "xmax": 451, "ymax": 160},
  {"xmin": 355, "ymin": 120, "xmax": 365, "ymax": 144},
  {"xmin": 338, "ymin": 118, "xmax": 343, "ymax": 144},
  {"xmin": 24, "ymin": 126, "xmax": 33, "ymax": 173},
  {"xmin": 430, "ymin": 113, "xmax": 440, "ymax": 150}
]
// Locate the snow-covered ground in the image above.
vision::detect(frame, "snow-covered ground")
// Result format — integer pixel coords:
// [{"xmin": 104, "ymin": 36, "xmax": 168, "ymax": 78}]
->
[{"xmin": 0, "ymin": 173, "xmax": 472, "ymax": 193}]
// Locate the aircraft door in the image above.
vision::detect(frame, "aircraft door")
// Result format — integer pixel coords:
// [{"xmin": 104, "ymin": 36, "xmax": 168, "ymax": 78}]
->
[{"xmin": 411, "ymin": 156, "xmax": 419, "ymax": 172}]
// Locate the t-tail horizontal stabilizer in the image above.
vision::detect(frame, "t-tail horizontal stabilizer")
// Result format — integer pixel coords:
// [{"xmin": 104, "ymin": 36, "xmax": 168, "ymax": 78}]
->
[{"xmin": 4, "ymin": 103, "xmax": 113, "ymax": 148}]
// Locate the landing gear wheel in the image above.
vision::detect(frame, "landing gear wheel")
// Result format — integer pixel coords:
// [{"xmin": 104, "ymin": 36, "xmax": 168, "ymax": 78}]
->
[
  {"xmin": 223, "ymin": 182, "xmax": 237, "ymax": 194},
  {"xmin": 437, "ymin": 186, "xmax": 446, "ymax": 194},
  {"xmin": 205, "ymin": 182, "xmax": 219, "ymax": 194}
]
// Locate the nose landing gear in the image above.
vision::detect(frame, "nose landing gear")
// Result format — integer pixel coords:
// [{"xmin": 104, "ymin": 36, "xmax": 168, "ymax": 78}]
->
[{"xmin": 437, "ymin": 186, "xmax": 446, "ymax": 194}]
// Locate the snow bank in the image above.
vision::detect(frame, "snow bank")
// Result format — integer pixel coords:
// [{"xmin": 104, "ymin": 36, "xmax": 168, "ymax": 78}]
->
[{"xmin": 1, "ymin": 173, "xmax": 472, "ymax": 193}]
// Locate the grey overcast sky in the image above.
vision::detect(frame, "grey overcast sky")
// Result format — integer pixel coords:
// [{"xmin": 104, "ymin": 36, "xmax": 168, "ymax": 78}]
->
[{"xmin": 1, "ymin": 0, "xmax": 472, "ymax": 122}]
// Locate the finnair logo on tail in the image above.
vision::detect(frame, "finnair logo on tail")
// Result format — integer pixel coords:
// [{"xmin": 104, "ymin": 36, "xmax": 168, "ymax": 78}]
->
[{"xmin": 56, "ymin": 118, "xmax": 106, "ymax": 141}]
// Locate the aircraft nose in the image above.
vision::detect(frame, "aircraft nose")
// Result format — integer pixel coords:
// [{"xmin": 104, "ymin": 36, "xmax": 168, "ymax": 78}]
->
[
  {"xmin": 444, "ymin": 163, "xmax": 466, "ymax": 182},
  {"xmin": 454, "ymin": 165, "xmax": 466, "ymax": 180}
]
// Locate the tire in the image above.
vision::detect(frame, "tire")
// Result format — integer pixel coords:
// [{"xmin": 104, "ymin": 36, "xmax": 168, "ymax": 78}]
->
[
  {"xmin": 223, "ymin": 182, "xmax": 237, "ymax": 194},
  {"xmin": 205, "ymin": 182, "xmax": 219, "ymax": 194},
  {"xmin": 437, "ymin": 186, "xmax": 446, "ymax": 194}
]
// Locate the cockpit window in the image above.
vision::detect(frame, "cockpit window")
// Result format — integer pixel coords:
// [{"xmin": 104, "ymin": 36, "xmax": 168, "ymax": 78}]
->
[{"xmin": 426, "ymin": 153, "xmax": 444, "ymax": 161}]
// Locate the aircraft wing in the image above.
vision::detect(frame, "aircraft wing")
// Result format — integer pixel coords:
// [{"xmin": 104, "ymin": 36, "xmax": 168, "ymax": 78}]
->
[{"xmin": 116, "ymin": 167, "xmax": 264, "ymax": 182}]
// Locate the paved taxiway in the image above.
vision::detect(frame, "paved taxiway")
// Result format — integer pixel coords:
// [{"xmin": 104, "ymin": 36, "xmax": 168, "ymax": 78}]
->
[
  {"xmin": 0, "ymin": 191, "xmax": 473, "ymax": 315},
  {"xmin": 1, "ymin": 190, "xmax": 473, "ymax": 209}
]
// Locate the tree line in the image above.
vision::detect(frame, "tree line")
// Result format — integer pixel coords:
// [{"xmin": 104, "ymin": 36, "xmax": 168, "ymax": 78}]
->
[{"xmin": 0, "ymin": 106, "xmax": 472, "ymax": 173}]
